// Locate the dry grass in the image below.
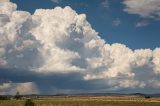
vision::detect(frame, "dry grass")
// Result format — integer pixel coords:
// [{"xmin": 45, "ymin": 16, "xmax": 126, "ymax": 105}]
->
[{"xmin": 0, "ymin": 96, "xmax": 160, "ymax": 106}]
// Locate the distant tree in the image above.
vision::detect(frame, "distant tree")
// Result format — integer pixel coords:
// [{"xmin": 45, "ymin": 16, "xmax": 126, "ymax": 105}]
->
[
  {"xmin": 0, "ymin": 96, "xmax": 9, "ymax": 100},
  {"xmin": 145, "ymin": 96, "xmax": 151, "ymax": 99},
  {"xmin": 24, "ymin": 99, "xmax": 36, "ymax": 106},
  {"xmin": 14, "ymin": 91, "xmax": 21, "ymax": 100}
]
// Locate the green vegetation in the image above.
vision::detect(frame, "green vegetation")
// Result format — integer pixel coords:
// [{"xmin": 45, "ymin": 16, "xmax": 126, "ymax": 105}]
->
[
  {"xmin": 24, "ymin": 99, "xmax": 36, "ymax": 106},
  {"xmin": 0, "ymin": 97, "xmax": 160, "ymax": 106}
]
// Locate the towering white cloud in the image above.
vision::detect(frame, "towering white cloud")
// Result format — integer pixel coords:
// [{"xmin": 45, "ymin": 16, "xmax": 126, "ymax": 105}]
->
[
  {"xmin": 153, "ymin": 48, "xmax": 160, "ymax": 74},
  {"xmin": 0, "ymin": 0, "xmax": 160, "ymax": 94}
]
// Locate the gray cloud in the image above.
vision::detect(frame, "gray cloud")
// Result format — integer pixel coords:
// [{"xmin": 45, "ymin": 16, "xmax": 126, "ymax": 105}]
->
[{"xmin": 0, "ymin": 68, "xmax": 109, "ymax": 94}]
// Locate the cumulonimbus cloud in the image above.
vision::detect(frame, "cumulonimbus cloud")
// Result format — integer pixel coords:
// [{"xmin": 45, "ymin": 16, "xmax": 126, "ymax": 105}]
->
[{"xmin": 0, "ymin": 0, "xmax": 160, "ymax": 94}]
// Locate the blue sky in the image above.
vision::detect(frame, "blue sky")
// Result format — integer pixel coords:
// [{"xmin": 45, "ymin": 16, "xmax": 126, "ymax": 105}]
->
[
  {"xmin": 1, "ymin": 0, "xmax": 160, "ymax": 95},
  {"xmin": 10, "ymin": 0, "xmax": 160, "ymax": 49}
]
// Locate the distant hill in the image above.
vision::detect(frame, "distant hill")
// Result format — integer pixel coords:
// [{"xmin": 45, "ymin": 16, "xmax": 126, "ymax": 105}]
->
[
  {"xmin": 54, "ymin": 93, "xmax": 160, "ymax": 98},
  {"xmin": 2, "ymin": 93, "xmax": 160, "ymax": 98}
]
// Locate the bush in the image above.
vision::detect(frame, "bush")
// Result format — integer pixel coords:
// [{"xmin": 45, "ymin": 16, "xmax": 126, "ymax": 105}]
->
[
  {"xmin": 145, "ymin": 96, "xmax": 151, "ymax": 99},
  {"xmin": 24, "ymin": 99, "xmax": 36, "ymax": 106}
]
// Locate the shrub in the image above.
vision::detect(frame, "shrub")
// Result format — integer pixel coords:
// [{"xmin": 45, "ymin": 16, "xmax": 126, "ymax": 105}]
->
[
  {"xmin": 145, "ymin": 96, "xmax": 151, "ymax": 99},
  {"xmin": 24, "ymin": 99, "xmax": 36, "ymax": 106}
]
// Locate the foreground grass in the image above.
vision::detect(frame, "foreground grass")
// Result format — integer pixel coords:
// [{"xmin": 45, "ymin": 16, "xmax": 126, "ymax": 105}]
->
[{"xmin": 1, "ymin": 96, "xmax": 160, "ymax": 106}]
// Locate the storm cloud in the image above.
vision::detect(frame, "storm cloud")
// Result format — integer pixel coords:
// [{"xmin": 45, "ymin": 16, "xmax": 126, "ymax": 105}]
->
[{"xmin": 0, "ymin": 0, "xmax": 160, "ymax": 95}]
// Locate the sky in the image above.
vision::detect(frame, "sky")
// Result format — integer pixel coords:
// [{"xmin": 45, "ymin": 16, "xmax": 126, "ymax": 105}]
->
[{"xmin": 0, "ymin": 0, "xmax": 160, "ymax": 95}]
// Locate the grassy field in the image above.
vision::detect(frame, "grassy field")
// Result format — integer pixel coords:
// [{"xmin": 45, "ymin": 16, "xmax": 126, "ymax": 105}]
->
[{"xmin": 0, "ymin": 96, "xmax": 160, "ymax": 106}]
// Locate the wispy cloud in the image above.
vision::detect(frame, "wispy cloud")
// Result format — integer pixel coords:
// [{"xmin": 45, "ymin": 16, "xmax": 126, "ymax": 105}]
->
[
  {"xmin": 51, "ymin": 0, "xmax": 61, "ymax": 4},
  {"xmin": 101, "ymin": 0, "xmax": 109, "ymax": 9},
  {"xmin": 123, "ymin": 0, "xmax": 160, "ymax": 20},
  {"xmin": 113, "ymin": 18, "xmax": 121, "ymax": 26},
  {"xmin": 136, "ymin": 20, "xmax": 150, "ymax": 27}
]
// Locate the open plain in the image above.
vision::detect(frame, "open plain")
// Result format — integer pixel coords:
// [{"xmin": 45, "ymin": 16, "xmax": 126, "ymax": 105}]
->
[{"xmin": 1, "ymin": 96, "xmax": 160, "ymax": 106}]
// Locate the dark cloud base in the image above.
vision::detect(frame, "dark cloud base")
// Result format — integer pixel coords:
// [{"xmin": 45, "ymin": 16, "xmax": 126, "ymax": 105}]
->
[
  {"xmin": 0, "ymin": 68, "xmax": 108, "ymax": 94},
  {"xmin": 1, "ymin": 68, "xmax": 160, "ymax": 94}
]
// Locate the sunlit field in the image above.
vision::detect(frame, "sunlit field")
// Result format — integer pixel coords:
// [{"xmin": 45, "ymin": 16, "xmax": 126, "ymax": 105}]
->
[{"xmin": 1, "ymin": 96, "xmax": 160, "ymax": 106}]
